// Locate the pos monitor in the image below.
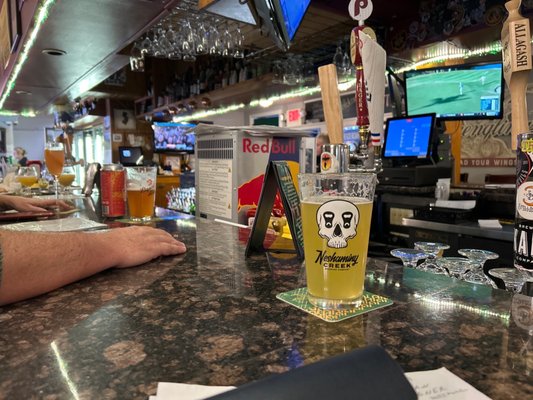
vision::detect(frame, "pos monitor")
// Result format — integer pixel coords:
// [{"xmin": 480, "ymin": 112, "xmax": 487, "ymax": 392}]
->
[
  {"xmin": 382, "ymin": 113, "xmax": 436, "ymax": 166},
  {"xmin": 119, "ymin": 146, "xmax": 144, "ymax": 166}
]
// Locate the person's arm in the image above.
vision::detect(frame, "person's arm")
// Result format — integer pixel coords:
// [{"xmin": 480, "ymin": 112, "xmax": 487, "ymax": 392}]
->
[
  {"xmin": 0, "ymin": 196, "xmax": 73, "ymax": 212},
  {"xmin": 0, "ymin": 226, "xmax": 186, "ymax": 305}
]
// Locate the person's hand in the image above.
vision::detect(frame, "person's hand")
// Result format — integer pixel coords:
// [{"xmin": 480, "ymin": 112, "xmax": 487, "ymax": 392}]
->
[
  {"xmin": 1, "ymin": 196, "xmax": 74, "ymax": 213},
  {"xmin": 104, "ymin": 226, "xmax": 187, "ymax": 268}
]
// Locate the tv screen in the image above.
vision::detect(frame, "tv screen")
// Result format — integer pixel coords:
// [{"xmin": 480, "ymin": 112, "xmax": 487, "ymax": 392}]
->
[
  {"xmin": 344, "ymin": 125, "xmax": 360, "ymax": 153},
  {"xmin": 119, "ymin": 146, "xmax": 144, "ymax": 166},
  {"xmin": 404, "ymin": 62, "xmax": 504, "ymax": 121},
  {"xmin": 278, "ymin": 0, "xmax": 311, "ymax": 41},
  {"xmin": 152, "ymin": 122, "xmax": 195, "ymax": 153},
  {"xmin": 382, "ymin": 113, "xmax": 436, "ymax": 161},
  {"xmin": 255, "ymin": 0, "xmax": 310, "ymax": 50}
]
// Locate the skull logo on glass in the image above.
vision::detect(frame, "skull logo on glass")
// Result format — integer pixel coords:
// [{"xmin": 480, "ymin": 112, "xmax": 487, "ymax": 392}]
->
[{"xmin": 316, "ymin": 200, "xmax": 359, "ymax": 248}]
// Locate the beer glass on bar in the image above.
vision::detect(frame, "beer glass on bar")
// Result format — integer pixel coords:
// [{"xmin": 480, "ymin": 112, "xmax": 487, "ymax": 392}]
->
[
  {"xmin": 298, "ymin": 173, "xmax": 377, "ymax": 309},
  {"xmin": 44, "ymin": 141, "xmax": 65, "ymax": 201},
  {"xmin": 125, "ymin": 166, "xmax": 157, "ymax": 221}
]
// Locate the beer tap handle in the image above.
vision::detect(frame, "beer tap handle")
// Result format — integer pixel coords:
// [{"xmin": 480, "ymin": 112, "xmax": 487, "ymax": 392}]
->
[{"xmin": 502, "ymin": 0, "xmax": 532, "ymax": 149}]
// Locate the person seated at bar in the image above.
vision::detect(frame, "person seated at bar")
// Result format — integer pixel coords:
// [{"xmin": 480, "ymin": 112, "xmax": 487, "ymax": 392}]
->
[
  {"xmin": 14, "ymin": 147, "xmax": 28, "ymax": 167},
  {"xmin": 0, "ymin": 196, "xmax": 187, "ymax": 306}
]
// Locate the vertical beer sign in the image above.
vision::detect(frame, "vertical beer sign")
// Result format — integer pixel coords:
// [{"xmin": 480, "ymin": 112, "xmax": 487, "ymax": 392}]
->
[{"xmin": 502, "ymin": 1, "xmax": 533, "ymax": 278}]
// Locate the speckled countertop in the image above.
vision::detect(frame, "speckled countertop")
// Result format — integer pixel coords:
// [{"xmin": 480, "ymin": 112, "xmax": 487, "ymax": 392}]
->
[{"xmin": 0, "ymin": 210, "xmax": 532, "ymax": 399}]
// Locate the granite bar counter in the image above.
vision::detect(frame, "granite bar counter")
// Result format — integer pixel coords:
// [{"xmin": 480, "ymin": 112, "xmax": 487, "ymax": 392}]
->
[{"xmin": 0, "ymin": 212, "xmax": 532, "ymax": 399}]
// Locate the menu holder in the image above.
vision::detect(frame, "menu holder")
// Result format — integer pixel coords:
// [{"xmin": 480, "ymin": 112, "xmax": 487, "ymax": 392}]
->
[{"xmin": 245, "ymin": 161, "xmax": 304, "ymax": 259}]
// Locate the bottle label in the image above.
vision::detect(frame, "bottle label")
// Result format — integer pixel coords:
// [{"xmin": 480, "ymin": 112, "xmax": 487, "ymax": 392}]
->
[{"xmin": 515, "ymin": 134, "xmax": 533, "ymax": 271}]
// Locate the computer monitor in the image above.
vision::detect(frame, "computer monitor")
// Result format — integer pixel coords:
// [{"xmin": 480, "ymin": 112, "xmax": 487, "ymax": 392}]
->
[
  {"xmin": 404, "ymin": 62, "xmax": 504, "ymax": 121},
  {"xmin": 119, "ymin": 146, "xmax": 144, "ymax": 166},
  {"xmin": 382, "ymin": 113, "xmax": 436, "ymax": 165}
]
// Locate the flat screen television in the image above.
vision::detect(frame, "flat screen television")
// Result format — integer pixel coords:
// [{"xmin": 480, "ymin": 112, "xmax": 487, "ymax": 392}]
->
[
  {"xmin": 404, "ymin": 62, "xmax": 504, "ymax": 120},
  {"xmin": 119, "ymin": 146, "xmax": 144, "ymax": 166},
  {"xmin": 152, "ymin": 122, "xmax": 195, "ymax": 153},
  {"xmin": 254, "ymin": 0, "xmax": 311, "ymax": 50},
  {"xmin": 382, "ymin": 113, "xmax": 436, "ymax": 164}
]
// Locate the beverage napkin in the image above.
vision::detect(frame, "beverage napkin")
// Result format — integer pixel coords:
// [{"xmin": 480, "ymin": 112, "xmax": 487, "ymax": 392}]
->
[
  {"xmin": 149, "ymin": 382, "xmax": 235, "ymax": 400},
  {"xmin": 478, "ymin": 219, "xmax": 502, "ymax": 229},
  {"xmin": 405, "ymin": 367, "xmax": 491, "ymax": 400},
  {"xmin": 151, "ymin": 367, "xmax": 490, "ymax": 400}
]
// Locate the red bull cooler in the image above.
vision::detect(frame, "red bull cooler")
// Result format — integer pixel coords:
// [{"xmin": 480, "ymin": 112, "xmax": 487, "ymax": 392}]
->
[{"xmin": 195, "ymin": 125, "xmax": 314, "ymax": 225}]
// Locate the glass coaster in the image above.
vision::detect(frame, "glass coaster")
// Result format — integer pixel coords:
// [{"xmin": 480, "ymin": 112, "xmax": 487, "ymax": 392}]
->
[{"xmin": 276, "ymin": 287, "xmax": 393, "ymax": 323}]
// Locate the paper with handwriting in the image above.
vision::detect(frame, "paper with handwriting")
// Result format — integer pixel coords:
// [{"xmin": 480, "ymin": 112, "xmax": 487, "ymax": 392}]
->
[
  {"xmin": 405, "ymin": 367, "xmax": 491, "ymax": 400},
  {"xmin": 150, "ymin": 367, "xmax": 491, "ymax": 400}
]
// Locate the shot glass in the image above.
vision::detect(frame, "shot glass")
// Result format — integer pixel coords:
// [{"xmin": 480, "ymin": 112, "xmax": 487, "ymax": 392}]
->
[
  {"xmin": 125, "ymin": 166, "xmax": 157, "ymax": 221},
  {"xmin": 298, "ymin": 172, "xmax": 377, "ymax": 309}
]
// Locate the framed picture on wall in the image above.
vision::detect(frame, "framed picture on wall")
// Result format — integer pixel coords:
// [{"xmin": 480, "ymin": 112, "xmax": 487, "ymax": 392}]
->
[{"xmin": 113, "ymin": 109, "xmax": 136, "ymax": 131}]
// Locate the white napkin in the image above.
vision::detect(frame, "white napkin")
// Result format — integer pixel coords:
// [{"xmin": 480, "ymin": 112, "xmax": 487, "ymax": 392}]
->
[
  {"xmin": 150, "ymin": 382, "xmax": 235, "ymax": 400},
  {"xmin": 405, "ymin": 367, "xmax": 491, "ymax": 399},
  {"xmin": 435, "ymin": 200, "xmax": 476, "ymax": 210},
  {"xmin": 478, "ymin": 219, "xmax": 502, "ymax": 229}
]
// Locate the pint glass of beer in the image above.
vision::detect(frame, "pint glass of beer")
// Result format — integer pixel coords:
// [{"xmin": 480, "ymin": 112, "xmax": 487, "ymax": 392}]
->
[
  {"xmin": 298, "ymin": 173, "xmax": 377, "ymax": 309},
  {"xmin": 125, "ymin": 166, "xmax": 157, "ymax": 221}
]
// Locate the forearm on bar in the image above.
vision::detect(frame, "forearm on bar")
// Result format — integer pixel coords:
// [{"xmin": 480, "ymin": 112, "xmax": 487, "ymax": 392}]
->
[{"xmin": 0, "ymin": 231, "xmax": 119, "ymax": 305}]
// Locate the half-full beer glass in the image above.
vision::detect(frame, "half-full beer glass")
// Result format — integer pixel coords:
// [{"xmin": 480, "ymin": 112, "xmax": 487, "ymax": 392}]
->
[
  {"xmin": 126, "ymin": 166, "xmax": 157, "ymax": 221},
  {"xmin": 298, "ymin": 173, "xmax": 377, "ymax": 309}
]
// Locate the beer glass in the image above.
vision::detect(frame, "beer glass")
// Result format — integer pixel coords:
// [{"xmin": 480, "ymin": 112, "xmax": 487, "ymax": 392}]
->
[
  {"xmin": 59, "ymin": 165, "xmax": 76, "ymax": 194},
  {"xmin": 44, "ymin": 141, "xmax": 65, "ymax": 201},
  {"xmin": 16, "ymin": 166, "xmax": 39, "ymax": 196},
  {"xmin": 125, "ymin": 166, "xmax": 157, "ymax": 221},
  {"xmin": 298, "ymin": 172, "xmax": 377, "ymax": 309}
]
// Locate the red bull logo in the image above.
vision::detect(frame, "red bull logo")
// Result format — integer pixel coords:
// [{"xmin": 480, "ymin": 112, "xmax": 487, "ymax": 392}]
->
[{"xmin": 243, "ymin": 138, "xmax": 296, "ymax": 154}]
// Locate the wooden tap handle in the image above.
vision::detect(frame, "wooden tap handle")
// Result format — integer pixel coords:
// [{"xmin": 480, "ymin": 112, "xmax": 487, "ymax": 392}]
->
[
  {"xmin": 318, "ymin": 64, "xmax": 344, "ymax": 144},
  {"xmin": 502, "ymin": 0, "xmax": 532, "ymax": 149}
]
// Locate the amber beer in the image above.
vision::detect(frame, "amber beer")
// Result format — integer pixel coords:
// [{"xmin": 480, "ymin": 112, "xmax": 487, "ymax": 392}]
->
[
  {"xmin": 58, "ymin": 174, "xmax": 75, "ymax": 187},
  {"xmin": 127, "ymin": 188, "xmax": 156, "ymax": 220},
  {"xmin": 17, "ymin": 176, "xmax": 38, "ymax": 187},
  {"xmin": 298, "ymin": 173, "xmax": 377, "ymax": 309},
  {"xmin": 126, "ymin": 166, "xmax": 157, "ymax": 221},
  {"xmin": 44, "ymin": 148, "xmax": 65, "ymax": 176}
]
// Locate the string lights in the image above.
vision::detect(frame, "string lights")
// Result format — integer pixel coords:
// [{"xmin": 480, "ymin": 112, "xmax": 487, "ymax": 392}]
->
[{"xmin": 0, "ymin": 0, "xmax": 56, "ymax": 115}]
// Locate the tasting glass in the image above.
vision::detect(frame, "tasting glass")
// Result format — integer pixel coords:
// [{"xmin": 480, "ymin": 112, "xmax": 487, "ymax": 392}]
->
[
  {"xmin": 44, "ymin": 141, "xmax": 65, "ymax": 201},
  {"xmin": 435, "ymin": 257, "xmax": 476, "ymax": 280},
  {"xmin": 458, "ymin": 248, "xmax": 499, "ymax": 285},
  {"xmin": 390, "ymin": 248, "xmax": 427, "ymax": 269},
  {"xmin": 59, "ymin": 164, "xmax": 76, "ymax": 195},
  {"xmin": 489, "ymin": 268, "xmax": 527, "ymax": 293},
  {"xmin": 414, "ymin": 241, "xmax": 450, "ymax": 275},
  {"xmin": 16, "ymin": 166, "xmax": 39, "ymax": 196}
]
